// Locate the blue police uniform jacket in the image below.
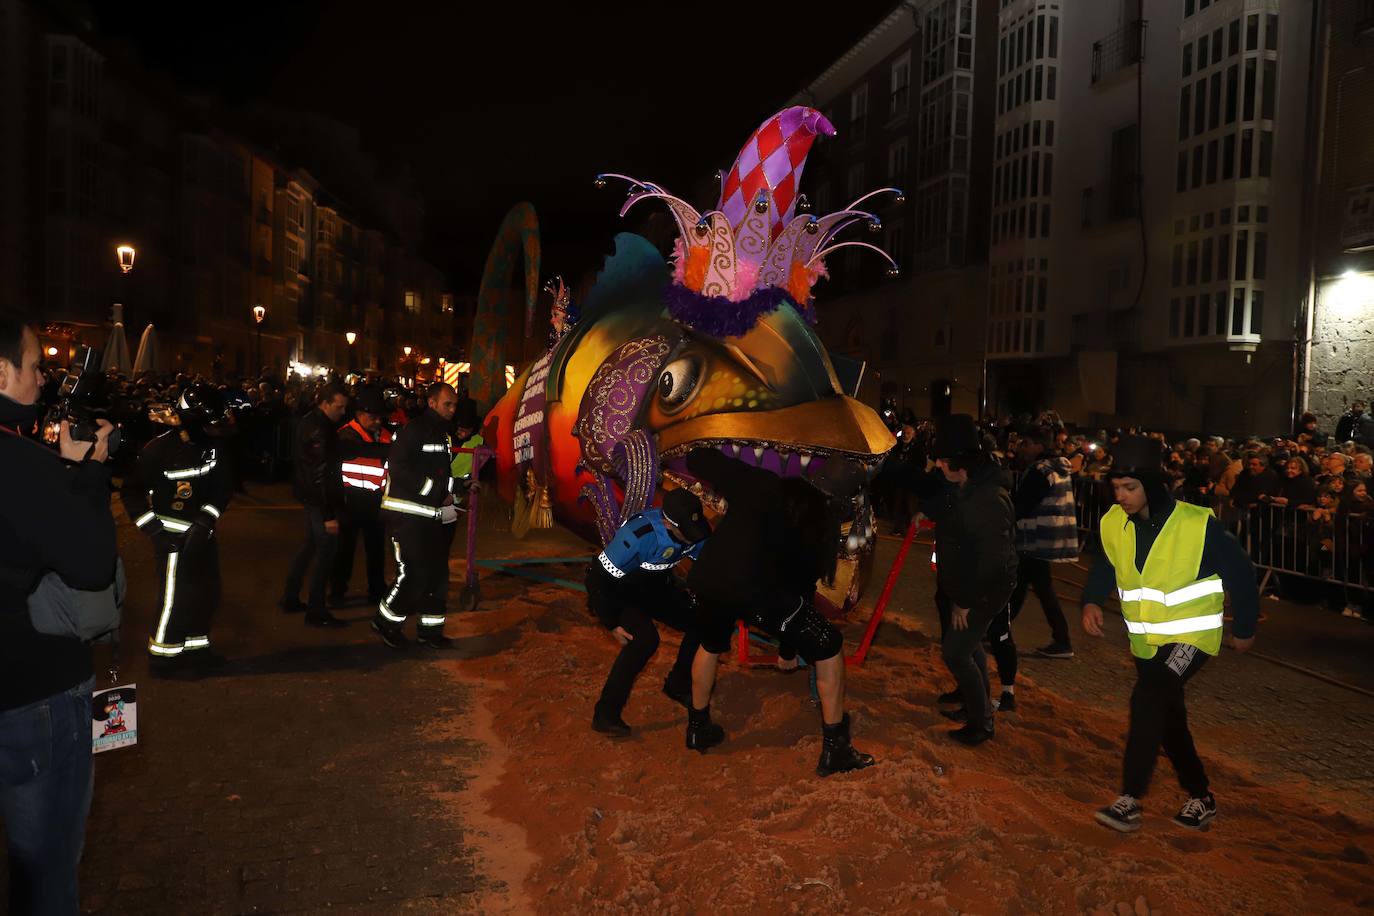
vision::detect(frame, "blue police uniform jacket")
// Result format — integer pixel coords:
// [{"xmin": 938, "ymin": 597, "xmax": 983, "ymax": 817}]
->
[{"xmin": 596, "ymin": 508, "xmax": 704, "ymax": 580}]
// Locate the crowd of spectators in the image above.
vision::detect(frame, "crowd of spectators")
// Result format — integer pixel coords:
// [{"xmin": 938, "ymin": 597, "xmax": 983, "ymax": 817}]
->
[{"xmin": 875, "ymin": 402, "xmax": 1374, "ymax": 621}]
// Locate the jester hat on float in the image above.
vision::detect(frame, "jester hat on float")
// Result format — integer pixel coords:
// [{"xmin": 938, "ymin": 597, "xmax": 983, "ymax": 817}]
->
[{"xmin": 595, "ymin": 106, "xmax": 903, "ymax": 339}]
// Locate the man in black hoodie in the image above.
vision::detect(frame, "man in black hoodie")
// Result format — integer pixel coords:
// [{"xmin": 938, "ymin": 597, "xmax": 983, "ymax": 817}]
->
[
  {"xmin": 0, "ymin": 317, "xmax": 117, "ymax": 914},
  {"xmin": 914, "ymin": 414, "xmax": 1018, "ymax": 746}
]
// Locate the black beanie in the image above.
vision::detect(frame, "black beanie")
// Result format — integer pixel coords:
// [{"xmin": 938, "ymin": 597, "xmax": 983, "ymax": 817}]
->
[
  {"xmin": 1108, "ymin": 436, "xmax": 1165, "ymax": 479},
  {"xmin": 930, "ymin": 414, "xmax": 981, "ymax": 459}
]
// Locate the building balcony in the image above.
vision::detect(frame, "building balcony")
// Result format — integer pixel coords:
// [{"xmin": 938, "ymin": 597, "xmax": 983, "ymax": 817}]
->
[{"xmin": 1091, "ymin": 20, "xmax": 1147, "ymax": 85}]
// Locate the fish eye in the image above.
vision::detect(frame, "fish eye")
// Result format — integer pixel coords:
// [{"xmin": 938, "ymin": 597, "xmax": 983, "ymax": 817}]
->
[{"xmin": 657, "ymin": 356, "xmax": 702, "ymax": 414}]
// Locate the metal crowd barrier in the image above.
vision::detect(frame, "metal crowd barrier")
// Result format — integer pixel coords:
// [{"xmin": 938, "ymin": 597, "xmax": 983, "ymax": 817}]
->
[{"xmin": 1069, "ymin": 476, "xmax": 1371, "ymax": 595}]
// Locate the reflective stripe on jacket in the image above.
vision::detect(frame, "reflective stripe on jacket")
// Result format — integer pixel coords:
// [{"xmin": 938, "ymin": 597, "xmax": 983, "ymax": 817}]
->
[{"xmin": 1099, "ymin": 501, "xmax": 1224, "ymax": 659}]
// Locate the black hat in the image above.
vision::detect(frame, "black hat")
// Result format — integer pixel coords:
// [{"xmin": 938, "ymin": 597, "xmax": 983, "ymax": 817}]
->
[
  {"xmin": 454, "ymin": 397, "xmax": 480, "ymax": 432},
  {"xmin": 930, "ymin": 413, "xmax": 981, "ymax": 459},
  {"xmin": 1109, "ymin": 436, "xmax": 1166, "ymax": 479},
  {"xmin": 175, "ymin": 384, "xmax": 225, "ymax": 426},
  {"xmin": 662, "ymin": 488, "xmax": 711, "ymax": 542},
  {"xmin": 354, "ymin": 387, "xmax": 385, "ymax": 416}
]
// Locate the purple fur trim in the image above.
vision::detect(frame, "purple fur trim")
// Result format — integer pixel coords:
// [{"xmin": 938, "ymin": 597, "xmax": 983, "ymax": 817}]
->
[{"xmin": 664, "ymin": 284, "xmax": 812, "ymax": 337}]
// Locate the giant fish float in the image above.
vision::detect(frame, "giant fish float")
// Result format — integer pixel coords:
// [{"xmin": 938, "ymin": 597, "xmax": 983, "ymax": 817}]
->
[{"xmin": 481, "ymin": 107, "xmax": 902, "ymax": 610}]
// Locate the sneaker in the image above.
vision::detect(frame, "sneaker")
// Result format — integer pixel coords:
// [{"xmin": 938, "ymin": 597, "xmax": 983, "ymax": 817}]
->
[
  {"xmin": 948, "ymin": 723, "xmax": 994, "ymax": 746},
  {"xmin": 1353, "ymin": 610, "xmax": 1367, "ymax": 621},
  {"xmin": 995, "ymin": 690, "xmax": 1016, "ymax": 713},
  {"xmin": 1172, "ymin": 794, "xmax": 1217, "ymax": 830},
  {"xmin": 371, "ymin": 618, "xmax": 409, "ymax": 649},
  {"xmin": 1342, "ymin": 607, "xmax": 1357, "ymax": 617},
  {"xmin": 1036, "ymin": 642, "xmax": 1075, "ymax": 659},
  {"xmin": 937, "ymin": 688, "xmax": 963, "ymax": 704},
  {"xmin": 1095, "ymin": 794, "xmax": 1143, "ymax": 833}
]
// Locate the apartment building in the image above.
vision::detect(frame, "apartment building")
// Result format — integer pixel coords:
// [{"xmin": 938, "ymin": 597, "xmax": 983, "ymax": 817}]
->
[
  {"xmin": 795, "ymin": 0, "xmax": 998, "ymax": 419},
  {"xmin": 987, "ymin": 0, "xmax": 1314, "ymax": 435},
  {"xmin": 2, "ymin": 0, "xmax": 457, "ymax": 378}
]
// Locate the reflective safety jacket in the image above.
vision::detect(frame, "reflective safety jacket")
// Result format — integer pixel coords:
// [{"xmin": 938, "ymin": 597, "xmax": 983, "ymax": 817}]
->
[
  {"xmin": 1099, "ymin": 501, "xmax": 1224, "ymax": 659},
  {"xmin": 121, "ymin": 429, "xmax": 232, "ymax": 540},
  {"xmin": 381, "ymin": 408, "xmax": 453, "ymax": 522},
  {"xmin": 339, "ymin": 419, "xmax": 392, "ymax": 496}
]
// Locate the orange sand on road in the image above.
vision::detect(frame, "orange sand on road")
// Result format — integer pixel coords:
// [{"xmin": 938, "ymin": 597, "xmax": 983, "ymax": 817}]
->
[{"xmin": 442, "ymin": 577, "xmax": 1374, "ymax": 915}]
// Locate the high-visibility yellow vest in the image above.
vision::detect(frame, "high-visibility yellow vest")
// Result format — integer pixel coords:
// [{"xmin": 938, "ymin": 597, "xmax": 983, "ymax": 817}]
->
[{"xmin": 1099, "ymin": 501, "xmax": 1224, "ymax": 659}]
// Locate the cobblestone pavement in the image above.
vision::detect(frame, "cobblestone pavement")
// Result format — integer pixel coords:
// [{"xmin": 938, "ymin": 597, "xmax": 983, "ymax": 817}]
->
[
  {"xmin": 4, "ymin": 485, "xmax": 1372, "ymax": 913},
  {"xmin": 873, "ymin": 532, "xmax": 1374, "ymax": 811}
]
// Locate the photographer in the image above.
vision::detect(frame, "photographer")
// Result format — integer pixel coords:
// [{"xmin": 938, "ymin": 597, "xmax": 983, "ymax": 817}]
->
[{"xmin": 0, "ymin": 317, "xmax": 117, "ymax": 915}]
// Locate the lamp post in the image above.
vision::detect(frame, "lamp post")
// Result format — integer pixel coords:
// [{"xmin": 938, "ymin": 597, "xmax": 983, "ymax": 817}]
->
[
  {"xmin": 253, "ymin": 305, "xmax": 266, "ymax": 376},
  {"xmin": 346, "ymin": 331, "xmax": 357, "ymax": 373},
  {"xmin": 116, "ymin": 245, "xmax": 136, "ymax": 274}
]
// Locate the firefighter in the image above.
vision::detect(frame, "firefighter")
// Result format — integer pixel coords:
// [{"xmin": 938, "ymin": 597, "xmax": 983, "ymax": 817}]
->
[
  {"xmin": 122, "ymin": 384, "xmax": 233, "ymax": 676},
  {"xmin": 373, "ymin": 382, "xmax": 461, "ymax": 649},
  {"xmin": 330, "ymin": 386, "xmax": 393, "ymax": 606}
]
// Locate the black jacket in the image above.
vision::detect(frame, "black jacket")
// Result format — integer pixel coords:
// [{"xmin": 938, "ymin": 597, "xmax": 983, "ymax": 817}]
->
[
  {"xmin": 293, "ymin": 407, "xmax": 344, "ymax": 519},
  {"xmin": 913, "ymin": 461, "xmax": 1018, "ymax": 610},
  {"xmin": 121, "ymin": 428, "xmax": 233, "ymax": 541},
  {"xmin": 0, "ymin": 396, "xmax": 115, "ymax": 710},
  {"xmin": 685, "ymin": 449, "xmax": 819, "ymax": 609},
  {"xmin": 382, "ymin": 408, "xmax": 454, "ymax": 521}
]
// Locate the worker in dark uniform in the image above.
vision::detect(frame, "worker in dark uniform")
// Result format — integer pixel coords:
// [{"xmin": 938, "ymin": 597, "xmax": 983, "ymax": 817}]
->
[
  {"xmin": 330, "ymin": 387, "xmax": 392, "ymax": 606},
  {"xmin": 585, "ymin": 489, "xmax": 711, "ymax": 738},
  {"xmin": 122, "ymin": 384, "xmax": 233, "ymax": 675},
  {"xmin": 1085, "ymin": 436, "xmax": 1258, "ymax": 833},
  {"xmin": 911, "ymin": 414, "xmax": 1018, "ymax": 746},
  {"xmin": 374, "ymin": 382, "xmax": 461, "ymax": 649},
  {"xmin": 683, "ymin": 447, "xmax": 875, "ymax": 777}
]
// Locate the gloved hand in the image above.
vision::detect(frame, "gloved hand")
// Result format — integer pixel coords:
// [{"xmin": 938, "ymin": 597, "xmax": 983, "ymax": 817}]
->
[
  {"xmin": 183, "ymin": 521, "xmax": 214, "ymax": 551},
  {"xmin": 438, "ymin": 504, "xmax": 460, "ymax": 525}
]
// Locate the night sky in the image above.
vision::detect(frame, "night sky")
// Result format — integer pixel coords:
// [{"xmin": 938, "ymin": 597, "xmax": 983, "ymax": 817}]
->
[{"xmin": 87, "ymin": 0, "xmax": 896, "ymax": 290}]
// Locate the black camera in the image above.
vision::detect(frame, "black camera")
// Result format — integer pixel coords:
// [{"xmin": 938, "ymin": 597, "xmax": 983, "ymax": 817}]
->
[{"xmin": 42, "ymin": 346, "xmax": 122, "ymax": 455}]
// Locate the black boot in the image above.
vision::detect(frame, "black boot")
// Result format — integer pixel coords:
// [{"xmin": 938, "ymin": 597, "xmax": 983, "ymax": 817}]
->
[
  {"xmin": 816, "ymin": 713, "xmax": 876, "ymax": 777},
  {"xmin": 662, "ymin": 677, "xmax": 692, "ymax": 710},
  {"xmin": 949, "ymin": 720, "xmax": 995, "ymax": 746},
  {"xmin": 591, "ymin": 707, "xmax": 632, "ymax": 738},
  {"xmin": 685, "ymin": 704, "xmax": 725, "ymax": 753}
]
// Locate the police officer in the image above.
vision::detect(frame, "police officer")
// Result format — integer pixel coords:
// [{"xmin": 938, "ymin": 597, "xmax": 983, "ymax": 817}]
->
[
  {"xmin": 330, "ymin": 387, "xmax": 393, "ymax": 606},
  {"xmin": 585, "ymin": 488, "xmax": 711, "ymax": 738},
  {"xmin": 122, "ymin": 385, "xmax": 233, "ymax": 675},
  {"xmin": 374, "ymin": 382, "xmax": 461, "ymax": 649},
  {"xmin": 1084, "ymin": 436, "xmax": 1258, "ymax": 833}
]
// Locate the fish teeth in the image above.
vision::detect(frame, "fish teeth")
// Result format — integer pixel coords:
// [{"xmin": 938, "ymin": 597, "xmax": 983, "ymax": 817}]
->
[
  {"xmin": 799, "ymin": 454, "xmax": 812, "ymax": 471},
  {"xmin": 752, "ymin": 446, "xmax": 765, "ymax": 463}
]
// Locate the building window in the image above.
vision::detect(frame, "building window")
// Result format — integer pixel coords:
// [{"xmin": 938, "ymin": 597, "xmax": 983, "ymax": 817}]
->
[
  {"xmin": 1240, "ymin": 129, "xmax": 1254, "ymax": 178},
  {"xmin": 850, "ymin": 84, "xmax": 868, "ymax": 139},
  {"xmin": 1265, "ymin": 13, "xmax": 1278, "ymax": 51},
  {"xmin": 1206, "ymin": 139, "xmax": 1219, "ymax": 184},
  {"xmin": 1246, "ymin": 14, "xmax": 1259, "ymax": 51},
  {"xmin": 1250, "ymin": 290, "xmax": 1264, "ymax": 334},
  {"xmin": 1258, "ymin": 129, "xmax": 1273, "ymax": 177},
  {"xmin": 441, "ymin": 294, "xmax": 454, "ymax": 314},
  {"xmin": 1235, "ymin": 229, "xmax": 1249, "ymax": 280},
  {"xmin": 1193, "ymin": 78, "xmax": 1207, "ymax": 136},
  {"xmin": 1201, "ymin": 237, "xmax": 1215, "ymax": 283},
  {"xmin": 1191, "ymin": 145, "xmax": 1204, "ymax": 189},
  {"xmin": 1182, "ymin": 43, "xmax": 1193, "ymax": 78},
  {"xmin": 888, "ymin": 139, "xmax": 909, "ymax": 183},
  {"xmin": 405, "ymin": 290, "xmax": 420, "ymax": 314},
  {"xmin": 1109, "ymin": 125, "xmax": 1139, "ymax": 218},
  {"xmin": 891, "ymin": 54, "xmax": 911, "ymax": 115},
  {"xmin": 1225, "ymin": 64, "xmax": 1238, "ymax": 123},
  {"xmin": 284, "ymin": 236, "xmax": 301, "ymax": 275},
  {"xmin": 1209, "ymin": 73, "xmax": 1221, "ymax": 130},
  {"xmin": 1260, "ymin": 60, "xmax": 1276, "ymax": 119},
  {"xmin": 1229, "ymin": 19, "xmax": 1241, "ymax": 56},
  {"xmin": 1243, "ymin": 58, "xmax": 1256, "ymax": 120},
  {"xmin": 1222, "ymin": 133, "xmax": 1236, "ymax": 179},
  {"xmin": 1219, "ymin": 232, "xmax": 1231, "ymax": 279},
  {"xmin": 1252, "ymin": 231, "xmax": 1267, "ymax": 280}
]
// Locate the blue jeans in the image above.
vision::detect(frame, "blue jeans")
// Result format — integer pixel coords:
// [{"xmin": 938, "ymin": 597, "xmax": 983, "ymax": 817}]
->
[{"xmin": 0, "ymin": 676, "xmax": 95, "ymax": 916}]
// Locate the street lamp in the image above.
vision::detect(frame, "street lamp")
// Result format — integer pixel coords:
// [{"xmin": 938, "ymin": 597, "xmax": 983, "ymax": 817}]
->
[
  {"xmin": 345, "ymin": 331, "xmax": 357, "ymax": 346},
  {"xmin": 116, "ymin": 244, "xmax": 136, "ymax": 274},
  {"xmin": 252, "ymin": 305, "xmax": 266, "ymax": 375},
  {"xmin": 403, "ymin": 345, "xmax": 412, "ymax": 357}
]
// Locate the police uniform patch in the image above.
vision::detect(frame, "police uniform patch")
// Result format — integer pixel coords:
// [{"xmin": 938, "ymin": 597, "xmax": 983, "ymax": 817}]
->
[
  {"xmin": 662, "ymin": 547, "xmax": 674, "ymax": 558},
  {"xmin": 176, "ymin": 481, "xmax": 193, "ymax": 500},
  {"xmin": 171, "ymin": 501, "xmax": 184, "ymax": 511}
]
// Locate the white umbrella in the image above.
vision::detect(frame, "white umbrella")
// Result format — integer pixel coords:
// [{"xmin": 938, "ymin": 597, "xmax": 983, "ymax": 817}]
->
[
  {"xmin": 133, "ymin": 324, "xmax": 160, "ymax": 375},
  {"xmin": 101, "ymin": 321, "xmax": 131, "ymax": 373}
]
